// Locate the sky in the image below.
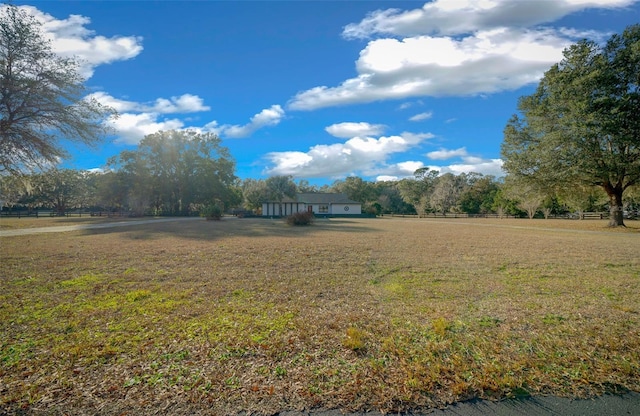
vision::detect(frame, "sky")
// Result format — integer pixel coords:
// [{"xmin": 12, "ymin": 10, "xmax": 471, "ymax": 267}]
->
[{"xmin": 9, "ymin": 0, "xmax": 640, "ymax": 185}]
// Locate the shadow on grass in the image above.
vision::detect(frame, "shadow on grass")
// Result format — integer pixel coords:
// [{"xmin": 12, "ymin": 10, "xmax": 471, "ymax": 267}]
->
[{"xmin": 78, "ymin": 216, "xmax": 378, "ymax": 241}]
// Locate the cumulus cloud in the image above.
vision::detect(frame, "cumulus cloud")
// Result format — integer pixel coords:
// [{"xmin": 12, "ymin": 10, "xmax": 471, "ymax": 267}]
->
[
  {"xmin": 89, "ymin": 93, "xmax": 282, "ymax": 143},
  {"xmin": 325, "ymin": 122, "xmax": 386, "ymax": 138},
  {"xmin": 444, "ymin": 159, "xmax": 504, "ymax": 177},
  {"xmin": 289, "ymin": 28, "xmax": 569, "ymax": 110},
  {"xmin": 89, "ymin": 92, "xmax": 210, "ymax": 114},
  {"xmin": 205, "ymin": 105, "xmax": 285, "ymax": 139},
  {"xmin": 427, "ymin": 147, "xmax": 469, "ymax": 160},
  {"xmin": 342, "ymin": 0, "xmax": 635, "ymax": 39},
  {"xmin": 88, "ymin": 92, "xmax": 213, "ymax": 144},
  {"xmin": 409, "ymin": 111, "xmax": 433, "ymax": 122},
  {"xmin": 107, "ymin": 113, "xmax": 185, "ymax": 145},
  {"xmin": 375, "ymin": 145, "xmax": 507, "ymax": 181},
  {"xmin": 13, "ymin": 5, "xmax": 143, "ymax": 78},
  {"xmin": 288, "ymin": 0, "xmax": 634, "ymax": 110},
  {"xmin": 264, "ymin": 132, "xmax": 434, "ymax": 178},
  {"xmin": 426, "ymin": 146, "xmax": 505, "ymax": 177}
]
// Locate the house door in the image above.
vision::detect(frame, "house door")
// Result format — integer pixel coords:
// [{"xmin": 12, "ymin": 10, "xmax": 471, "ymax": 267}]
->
[{"xmin": 308, "ymin": 206, "xmax": 313, "ymax": 213}]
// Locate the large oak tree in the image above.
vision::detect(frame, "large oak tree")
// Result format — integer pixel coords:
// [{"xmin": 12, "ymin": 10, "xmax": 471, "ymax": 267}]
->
[
  {"xmin": 502, "ymin": 25, "xmax": 640, "ymax": 226},
  {"xmin": 108, "ymin": 130, "xmax": 239, "ymax": 215},
  {"xmin": 0, "ymin": 4, "xmax": 113, "ymax": 174}
]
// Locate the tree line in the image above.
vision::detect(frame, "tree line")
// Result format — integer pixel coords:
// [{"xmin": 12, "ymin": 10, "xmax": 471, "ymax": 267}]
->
[{"xmin": 2, "ymin": 151, "xmax": 638, "ymax": 219}]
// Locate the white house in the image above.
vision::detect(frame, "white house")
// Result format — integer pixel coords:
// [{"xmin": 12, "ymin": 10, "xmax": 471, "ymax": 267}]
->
[{"xmin": 262, "ymin": 193, "xmax": 362, "ymax": 217}]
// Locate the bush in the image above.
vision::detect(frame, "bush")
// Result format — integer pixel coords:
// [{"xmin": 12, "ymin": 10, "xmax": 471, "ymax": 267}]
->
[
  {"xmin": 286, "ymin": 211, "xmax": 314, "ymax": 226},
  {"xmin": 200, "ymin": 203, "xmax": 224, "ymax": 220}
]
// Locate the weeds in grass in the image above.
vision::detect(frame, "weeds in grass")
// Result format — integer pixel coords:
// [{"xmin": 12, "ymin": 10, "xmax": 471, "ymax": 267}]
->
[
  {"xmin": 343, "ymin": 327, "xmax": 366, "ymax": 351},
  {"xmin": 1, "ymin": 217, "xmax": 639, "ymax": 414}
]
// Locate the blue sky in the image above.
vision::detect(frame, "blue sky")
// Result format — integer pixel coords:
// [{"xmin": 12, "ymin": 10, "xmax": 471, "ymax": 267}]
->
[{"xmin": 11, "ymin": 0, "xmax": 640, "ymax": 185}]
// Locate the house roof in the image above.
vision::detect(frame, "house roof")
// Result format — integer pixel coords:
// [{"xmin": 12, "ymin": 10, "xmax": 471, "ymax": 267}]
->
[{"xmin": 271, "ymin": 193, "xmax": 360, "ymax": 205}]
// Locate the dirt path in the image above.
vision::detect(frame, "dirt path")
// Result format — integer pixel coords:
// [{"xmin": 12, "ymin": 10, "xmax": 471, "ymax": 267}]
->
[{"xmin": 0, "ymin": 216, "xmax": 201, "ymax": 237}]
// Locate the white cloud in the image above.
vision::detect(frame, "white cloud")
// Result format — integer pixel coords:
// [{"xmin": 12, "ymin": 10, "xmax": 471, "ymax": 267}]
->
[
  {"xmin": 342, "ymin": 0, "xmax": 635, "ymax": 39},
  {"xmin": 90, "ymin": 94, "xmax": 281, "ymax": 143},
  {"xmin": 205, "ymin": 105, "xmax": 285, "ymax": 139},
  {"xmin": 372, "ymin": 161, "xmax": 426, "ymax": 181},
  {"xmin": 374, "ymin": 156, "xmax": 505, "ymax": 181},
  {"xmin": 423, "ymin": 146, "xmax": 505, "ymax": 177},
  {"xmin": 89, "ymin": 92, "xmax": 209, "ymax": 114},
  {"xmin": 87, "ymin": 92, "xmax": 213, "ymax": 145},
  {"xmin": 376, "ymin": 175, "xmax": 402, "ymax": 182},
  {"xmin": 107, "ymin": 113, "xmax": 185, "ymax": 145},
  {"xmin": 288, "ymin": 1, "xmax": 634, "ymax": 110},
  {"xmin": 444, "ymin": 159, "xmax": 504, "ymax": 177},
  {"xmin": 13, "ymin": 5, "xmax": 143, "ymax": 78},
  {"xmin": 150, "ymin": 94, "xmax": 210, "ymax": 113},
  {"xmin": 427, "ymin": 147, "xmax": 469, "ymax": 160},
  {"xmin": 264, "ymin": 132, "xmax": 434, "ymax": 178},
  {"xmin": 325, "ymin": 122, "xmax": 386, "ymax": 138},
  {"xmin": 409, "ymin": 111, "xmax": 433, "ymax": 122},
  {"xmin": 289, "ymin": 28, "xmax": 569, "ymax": 110}
]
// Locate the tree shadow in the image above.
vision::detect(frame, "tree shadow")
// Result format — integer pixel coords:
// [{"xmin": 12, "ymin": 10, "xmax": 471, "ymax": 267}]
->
[{"xmin": 78, "ymin": 216, "xmax": 378, "ymax": 241}]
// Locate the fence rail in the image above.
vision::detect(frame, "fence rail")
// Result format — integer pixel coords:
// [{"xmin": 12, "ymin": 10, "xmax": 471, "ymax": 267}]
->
[
  {"xmin": 389, "ymin": 212, "xmax": 613, "ymax": 220},
  {"xmin": 0, "ymin": 210, "xmax": 132, "ymax": 218},
  {"xmin": 389, "ymin": 213, "xmax": 516, "ymax": 219}
]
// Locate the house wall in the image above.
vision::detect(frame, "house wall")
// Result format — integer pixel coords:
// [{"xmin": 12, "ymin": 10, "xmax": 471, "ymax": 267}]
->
[
  {"xmin": 262, "ymin": 202, "xmax": 362, "ymax": 216},
  {"xmin": 262, "ymin": 202, "xmax": 307, "ymax": 216},
  {"xmin": 330, "ymin": 203, "xmax": 361, "ymax": 215}
]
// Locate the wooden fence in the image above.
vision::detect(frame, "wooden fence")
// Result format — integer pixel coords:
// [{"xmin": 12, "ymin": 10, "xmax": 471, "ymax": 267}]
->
[
  {"xmin": 388, "ymin": 212, "xmax": 611, "ymax": 220},
  {"xmin": 0, "ymin": 210, "xmax": 131, "ymax": 218},
  {"xmin": 389, "ymin": 213, "xmax": 516, "ymax": 219}
]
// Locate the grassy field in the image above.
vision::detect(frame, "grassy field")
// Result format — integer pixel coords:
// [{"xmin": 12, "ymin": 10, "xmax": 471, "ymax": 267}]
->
[{"xmin": 1, "ymin": 217, "xmax": 639, "ymax": 414}]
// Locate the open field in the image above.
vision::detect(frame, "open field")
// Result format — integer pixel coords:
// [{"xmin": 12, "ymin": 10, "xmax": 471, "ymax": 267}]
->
[{"xmin": 1, "ymin": 217, "xmax": 639, "ymax": 414}]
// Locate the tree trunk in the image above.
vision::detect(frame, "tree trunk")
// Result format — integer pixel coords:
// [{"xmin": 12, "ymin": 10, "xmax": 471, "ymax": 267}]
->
[{"xmin": 606, "ymin": 188, "xmax": 625, "ymax": 227}]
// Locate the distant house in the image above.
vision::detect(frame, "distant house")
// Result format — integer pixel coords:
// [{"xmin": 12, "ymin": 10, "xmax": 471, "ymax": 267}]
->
[{"xmin": 262, "ymin": 193, "xmax": 362, "ymax": 217}]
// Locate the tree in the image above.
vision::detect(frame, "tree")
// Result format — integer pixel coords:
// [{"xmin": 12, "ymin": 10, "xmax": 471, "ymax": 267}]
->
[
  {"xmin": 109, "ymin": 130, "xmax": 237, "ymax": 215},
  {"xmin": 429, "ymin": 173, "xmax": 466, "ymax": 215},
  {"xmin": 375, "ymin": 181, "xmax": 414, "ymax": 214},
  {"xmin": 397, "ymin": 168, "xmax": 438, "ymax": 215},
  {"xmin": 265, "ymin": 175, "xmax": 297, "ymax": 216},
  {"xmin": 458, "ymin": 175, "xmax": 499, "ymax": 214},
  {"xmin": 0, "ymin": 173, "xmax": 29, "ymax": 210},
  {"xmin": 502, "ymin": 25, "xmax": 640, "ymax": 226},
  {"xmin": 30, "ymin": 169, "xmax": 86, "ymax": 214},
  {"xmin": 0, "ymin": 4, "xmax": 113, "ymax": 174},
  {"xmin": 242, "ymin": 178, "xmax": 269, "ymax": 212},
  {"xmin": 558, "ymin": 184, "xmax": 607, "ymax": 218},
  {"xmin": 330, "ymin": 176, "xmax": 378, "ymax": 205},
  {"xmin": 295, "ymin": 179, "xmax": 318, "ymax": 193},
  {"xmin": 94, "ymin": 170, "xmax": 128, "ymax": 212}
]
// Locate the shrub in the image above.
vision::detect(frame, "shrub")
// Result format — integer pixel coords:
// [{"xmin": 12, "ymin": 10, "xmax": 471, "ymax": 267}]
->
[
  {"xmin": 286, "ymin": 211, "xmax": 314, "ymax": 226},
  {"xmin": 200, "ymin": 203, "xmax": 224, "ymax": 220}
]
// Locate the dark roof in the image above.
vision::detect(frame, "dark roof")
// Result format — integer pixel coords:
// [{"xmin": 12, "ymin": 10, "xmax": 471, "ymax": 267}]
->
[{"xmin": 272, "ymin": 193, "xmax": 360, "ymax": 205}]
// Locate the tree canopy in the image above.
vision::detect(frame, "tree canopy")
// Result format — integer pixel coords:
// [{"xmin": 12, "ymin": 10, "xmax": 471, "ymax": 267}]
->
[
  {"xmin": 0, "ymin": 4, "xmax": 113, "ymax": 174},
  {"xmin": 108, "ymin": 130, "xmax": 239, "ymax": 215},
  {"xmin": 501, "ymin": 24, "xmax": 640, "ymax": 226}
]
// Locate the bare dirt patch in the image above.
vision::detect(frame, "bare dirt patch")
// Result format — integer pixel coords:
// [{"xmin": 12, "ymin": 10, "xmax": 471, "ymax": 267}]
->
[{"xmin": 1, "ymin": 217, "xmax": 638, "ymax": 414}]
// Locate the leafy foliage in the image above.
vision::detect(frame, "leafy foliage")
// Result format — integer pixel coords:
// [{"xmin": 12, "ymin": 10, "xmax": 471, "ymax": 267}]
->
[
  {"xmin": 0, "ymin": 5, "xmax": 114, "ymax": 174},
  {"xmin": 107, "ymin": 130, "xmax": 239, "ymax": 215},
  {"xmin": 200, "ymin": 202, "xmax": 224, "ymax": 220},
  {"xmin": 502, "ymin": 25, "xmax": 640, "ymax": 226}
]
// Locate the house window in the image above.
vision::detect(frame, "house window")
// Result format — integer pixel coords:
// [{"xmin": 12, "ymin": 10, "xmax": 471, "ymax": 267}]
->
[{"xmin": 319, "ymin": 205, "xmax": 329, "ymax": 213}]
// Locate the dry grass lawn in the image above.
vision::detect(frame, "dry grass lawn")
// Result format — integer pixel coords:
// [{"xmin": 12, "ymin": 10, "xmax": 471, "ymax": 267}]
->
[{"xmin": 1, "ymin": 216, "xmax": 639, "ymax": 415}]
